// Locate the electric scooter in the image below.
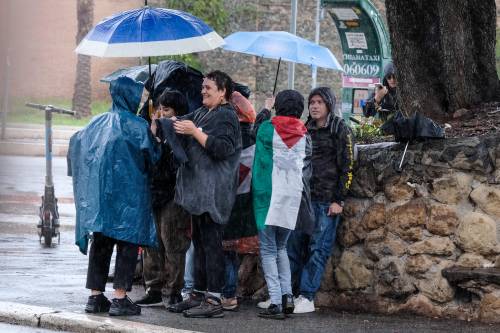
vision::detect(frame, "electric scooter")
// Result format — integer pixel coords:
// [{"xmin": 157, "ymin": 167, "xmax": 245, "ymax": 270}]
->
[{"xmin": 25, "ymin": 103, "xmax": 75, "ymax": 246}]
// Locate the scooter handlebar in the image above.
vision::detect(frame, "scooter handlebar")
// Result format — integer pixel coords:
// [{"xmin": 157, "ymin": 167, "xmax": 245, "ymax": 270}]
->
[{"xmin": 25, "ymin": 103, "xmax": 76, "ymax": 116}]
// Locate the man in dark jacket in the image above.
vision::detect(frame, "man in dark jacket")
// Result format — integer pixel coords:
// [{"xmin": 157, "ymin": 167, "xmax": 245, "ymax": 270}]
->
[
  {"xmin": 287, "ymin": 87, "xmax": 354, "ymax": 314},
  {"xmin": 135, "ymin": 89, "xmax": 191, "ymax": 310},
  {"xmin": 363, "ymin": 62, "xmax": 398, "ymax": 121}
]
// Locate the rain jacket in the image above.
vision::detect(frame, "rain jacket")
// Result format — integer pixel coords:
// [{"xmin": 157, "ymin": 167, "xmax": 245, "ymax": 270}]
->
[
  {"xmin": 306, "ymin": 87, "xmax": 354, "ymax": 205},
  {"xmin": 68, "ymin": 77, "xmax": 161, "ymax": 254},
  {"xmin": 363, "ymin": 62, "xmax": 398, "ymax": 121},
  {"xmin": 175, "ymin": 103, "xmax": 242, "ymax": 224}
]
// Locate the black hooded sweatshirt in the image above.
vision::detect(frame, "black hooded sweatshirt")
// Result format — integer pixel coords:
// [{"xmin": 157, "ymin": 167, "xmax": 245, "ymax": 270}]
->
[
  {"xmin": 306, "ymin": 87, "xmax": 354, "ymax": 205},
  {"xmin": 363, "ymin": 62, "xmax": 398, "ymax": 121}
]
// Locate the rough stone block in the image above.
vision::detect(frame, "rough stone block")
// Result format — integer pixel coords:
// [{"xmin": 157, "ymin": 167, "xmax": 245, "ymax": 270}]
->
[
  {"xmin": 479, "ymin": 291, "xmax": 500, "ymax": 323},
  {"xmin": 361, "ymin": 203, "xmax": 386, "ymax": 230},
  {"xmin": 335, "ymin": 251, "xmax": 373, "ymax": 290},
  {"xmin": 417, "ymin": 261, "xmax": 455, "ymax": 303},
  {"xmin": 375, "ymin": 256, "xmax": 416, "ymax": 299},
  {"xmin": 406, "ymin": 254, "xmax": 433, "ymax": 275},
  {"xmin": 387, "ymin": 199, "xmax": 427, "ymax": 230},
  {"xmin": 456, "ymin": 253, "xmax": 491, "ymax": 268},
  {"xmin": 431, "ymin": 172, "xmax": 472, "ymax": 204},
  {"xmin": 365, "ymin": 232, "xmax": 407, "ymax": 261},
  {"xmin": 384, "ymin": 175, "xmax": 415, "ymax": 202},
  {"xmin": 470, "ymin": 184, "xmax": 500, "ymax": 219},
  {"xmin": 457, "ymin": 212, "xmax": 498, "ymax": 255},
  {"xmin": 408, "ymin": 236, "xmax": 456, "ymax": 256},
  {"xmin": 426, "ymin": 203, "xmax": 459, "ymax": 236}
]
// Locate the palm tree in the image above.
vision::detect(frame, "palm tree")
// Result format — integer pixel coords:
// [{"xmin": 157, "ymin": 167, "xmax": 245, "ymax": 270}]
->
[{"xmin": 72, "ymin": 0, "xmax": 94, "ymax": 118}]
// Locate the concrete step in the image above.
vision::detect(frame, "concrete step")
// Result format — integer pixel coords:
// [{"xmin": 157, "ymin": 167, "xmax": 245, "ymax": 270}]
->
[
  {"xmin": 2, "ymin": 123, "xmax": 81, "ymax": 141},
  {"xmin": 0, "ymin": 139, "xmax": 69, "ymax": 157}
]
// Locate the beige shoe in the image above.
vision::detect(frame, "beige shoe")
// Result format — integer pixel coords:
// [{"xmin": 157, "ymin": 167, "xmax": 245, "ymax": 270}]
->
[{"xmin": 221, "ymin": 297, "xmax": 239, "ymax": 311}]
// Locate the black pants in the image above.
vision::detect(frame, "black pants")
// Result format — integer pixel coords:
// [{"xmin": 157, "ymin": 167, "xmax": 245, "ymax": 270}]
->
[
  {"xmin": 192, "ymin": 213, "xmax": 224, "ymax": 294},
  {"xmin": 86, "ymin": 233, "xmax": 138, "ymax": 292}
]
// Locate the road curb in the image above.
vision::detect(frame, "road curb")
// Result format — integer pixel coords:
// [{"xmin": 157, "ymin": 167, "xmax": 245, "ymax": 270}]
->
[{"xmin": 0, "ymin": 301, "xmax": 200, "ymax": 333}]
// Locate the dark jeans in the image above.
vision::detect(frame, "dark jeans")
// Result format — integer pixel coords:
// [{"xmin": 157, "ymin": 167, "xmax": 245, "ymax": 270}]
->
[
  {"xmin": 192, "ymin": 213, "xmax": 224, "ymax": 295},
  {"xmin": 223, "ymin": 251, "xmax": 239, "ymax": 298},
  {"xmin": 287, "ymin": 201, "xmax": 341, "ymax": 299},
  {"xmin": 143, "ymin": 201, "xmax": 191, "ymax": 297},
  {"xmin": 86, "ymin": 233, "xmax": 138, "ymax": 292}
]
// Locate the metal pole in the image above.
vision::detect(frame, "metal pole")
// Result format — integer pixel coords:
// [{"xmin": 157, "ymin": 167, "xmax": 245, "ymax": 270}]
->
[
  {"xmin": 1, "ymin": 54, "xmax": 9, "ymax": 140},
  {"xmin": 45, "ymin": 107, "xmax": 53, "ymax": 187},
  {"xmin": 288, "ymin": 0, "xmax": 297, "ymax": 89},
  {"xmin": 311, "ymin": 0, "xmax": 321, "ymax": 89}
]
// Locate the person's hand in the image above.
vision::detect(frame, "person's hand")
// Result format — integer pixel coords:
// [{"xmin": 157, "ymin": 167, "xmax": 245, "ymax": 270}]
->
[
  {"xmin": 174, "ymin": 120, "xmax": 198, "ymax": 136},
  {"xmin": 375, "ymin": 86, "xmax": 388, "ymax": 102},
  {"xmin": 327, "ymin": 202, "xmax": 343, "ymax": 216},
  {"xmin": 264, "ymin": 97, "xmax": 275, "ymax": 110},
  {"xmin": 150, "ymin": 112, "xmax": 158, "ymax": 136}
]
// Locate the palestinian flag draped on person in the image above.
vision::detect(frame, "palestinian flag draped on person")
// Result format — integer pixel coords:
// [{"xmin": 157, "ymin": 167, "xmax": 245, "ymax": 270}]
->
[{"xmin": 252, "ymin": 104, "xmax": 315, "ymax": 235}]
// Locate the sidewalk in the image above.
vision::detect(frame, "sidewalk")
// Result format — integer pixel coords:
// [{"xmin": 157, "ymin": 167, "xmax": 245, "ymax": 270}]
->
[{"xmin": 0, "ymin": 123, "xmax": 81, "ymax": 157}]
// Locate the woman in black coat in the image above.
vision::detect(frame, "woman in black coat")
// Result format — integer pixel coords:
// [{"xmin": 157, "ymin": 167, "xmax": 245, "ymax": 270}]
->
[{"xmin": 171, "ymin": 71, "xmax": 242, "ymax": 319}]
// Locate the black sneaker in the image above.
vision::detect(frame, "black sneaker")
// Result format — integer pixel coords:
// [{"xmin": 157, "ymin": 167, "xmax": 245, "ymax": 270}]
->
[
  {"xmin": 282, "ymin": 294, "xmax": 294, "ymax": 315},
  {"xmin": 135, "ymin": 291, "xmax": 162, "ymax": 307},
  {"xmin": 183, "ymin": 296, "xmax": 224, "ymax": 318},
  {"xmin": 109, "ymin": 296, "xmax": 141, "ymax": 316},
  {"xmin": 168, "ymin": 292, "xmax": 203, "ymax": 313},
  {"xmin": 85, "ymin": 294, "xmax": 111, "ymax": 313},
  {"xmin": 258, "ymin": 304, "xmax": 285, "ymax": 320}
]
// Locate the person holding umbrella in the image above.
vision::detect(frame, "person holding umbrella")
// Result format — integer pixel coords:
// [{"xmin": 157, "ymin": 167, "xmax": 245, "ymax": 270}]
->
[{"xmin": 170, "ymin": 70, "xmax": 242, "ymax": 318}]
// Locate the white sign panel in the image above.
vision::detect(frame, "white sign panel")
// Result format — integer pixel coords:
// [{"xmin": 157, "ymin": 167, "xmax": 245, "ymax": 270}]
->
[
  {"xmin": 345, "ymin": 32, "xmax": 368, "ymax": 49},
  {"xmin": 332, "ymin": 8, "xmax": 359, "ymax": 21}
]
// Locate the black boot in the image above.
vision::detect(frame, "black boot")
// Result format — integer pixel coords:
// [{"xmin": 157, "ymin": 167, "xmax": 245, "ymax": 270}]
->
[
  {"xmin": 282, "ymin": 294, "xmax": 294, "ymax": 315},
  {"xmin": 109, "ymin": 296, "xmax": 141, "ymax": 316},
  {"xmin": 183, "ymin": 295, "xmax": 224, "ymax": 318},
  {"xmin": 135, "ymin": 290, "xmax": 162, "ymax": 307},
  {"xmin": 168, "ymin": 292, "xmax": 203, "ymax": 313},
  {"xmin": 258, "ymin": 304, "xmax": 285, "ymax": 320},
  {"xmin": 85, "ymin": 293, "xmax": 111, "ymax": 313}
]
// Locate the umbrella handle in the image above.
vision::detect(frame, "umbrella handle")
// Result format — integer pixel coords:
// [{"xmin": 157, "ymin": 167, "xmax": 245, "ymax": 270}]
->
[
  {"xmin": 273, "ymin": 58, "xmax": 281, "ymax": 96},
  {"xmin": 148, "ymin": 99, "xmax": 154, "ymax": 120}
]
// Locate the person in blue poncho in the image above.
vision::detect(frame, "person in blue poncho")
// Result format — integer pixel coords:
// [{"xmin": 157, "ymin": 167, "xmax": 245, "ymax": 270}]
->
[{"xmin": 67, "ymin": 76, "xmax": 161, "ymax": 317}]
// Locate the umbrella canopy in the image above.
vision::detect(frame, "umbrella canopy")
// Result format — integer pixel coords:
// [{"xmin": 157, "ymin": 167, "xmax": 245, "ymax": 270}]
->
[
  {"xmin": 223, "ymin": 31, "xmax": 343, "ymax": 71},
  {"xmin": 75, "ymin": 7, "xmax": 225, "ymax": 57},
  {"xmin": 100, "ymin": 64, "xmax": 157, "ymax": 83}
]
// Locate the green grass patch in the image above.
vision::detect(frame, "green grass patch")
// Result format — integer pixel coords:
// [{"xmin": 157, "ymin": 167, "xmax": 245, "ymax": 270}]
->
[{"xmin": 6, "ymin": 97, "xmax": 110, "ymax": 127}]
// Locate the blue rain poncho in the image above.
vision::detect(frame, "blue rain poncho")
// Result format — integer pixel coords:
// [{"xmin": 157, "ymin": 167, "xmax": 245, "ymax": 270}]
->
[{"xmin": 68, "ymin": 77, "xmax": 161, "ymax": 254}]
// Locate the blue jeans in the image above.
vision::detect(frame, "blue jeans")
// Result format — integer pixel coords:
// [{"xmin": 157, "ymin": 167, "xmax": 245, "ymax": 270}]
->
[
  {"xmin": 287, "ymin": 201, "xmax": 341, "ymax": 300},
  {"xmin": 259, "ymin": 225, "xmax": 292, "ymax": 306},
  {"xmin": 223, "ymin": 251, "xmax": 239, "ymax": 298},
  {"xmin": 182, "ymin": 241, "xmax": 194, "ymax": 292}
]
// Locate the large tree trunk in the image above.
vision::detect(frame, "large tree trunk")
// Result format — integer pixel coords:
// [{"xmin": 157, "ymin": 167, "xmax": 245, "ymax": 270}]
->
[
  {"xmin": 72, "ymin": 0, "xmax": 94, "ymax": 118},
  {"xmin": 386, "ymin": 0, "xmax": 500, "ymax": 121}
]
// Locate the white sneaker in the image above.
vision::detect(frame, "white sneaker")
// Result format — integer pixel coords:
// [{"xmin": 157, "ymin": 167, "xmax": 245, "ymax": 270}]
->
[
  {"xmin": 257, "ymin": 298, "xmax": 271, "ymax": 309},
  {"xmin": 293, "ymin": 295, "xmax": 315, "ymax": 313}
]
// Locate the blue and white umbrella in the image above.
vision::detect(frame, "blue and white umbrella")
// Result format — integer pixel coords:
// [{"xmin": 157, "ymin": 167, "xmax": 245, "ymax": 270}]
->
[
  {"xmin": 223, "ymin": 31, "xmax": 343, "ymax": 93},
  {"xmin": 76, "ymin": 7, "xmax": 225, "ymax": 57}
]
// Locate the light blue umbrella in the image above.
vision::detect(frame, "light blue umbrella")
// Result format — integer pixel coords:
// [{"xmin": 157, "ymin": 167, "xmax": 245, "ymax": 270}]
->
[{"xmin": 223, "ymin": 31, "xmax": 343, "ymax": 93}]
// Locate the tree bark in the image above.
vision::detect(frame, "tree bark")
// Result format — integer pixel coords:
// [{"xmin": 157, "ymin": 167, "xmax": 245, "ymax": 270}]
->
[
  {"xmin": 386, "ymin": 0, "xmax": 500, "ymax": 121},
  {"xmin": 72, "ymin": 0, "xmax": 94, "ymax": 118}
]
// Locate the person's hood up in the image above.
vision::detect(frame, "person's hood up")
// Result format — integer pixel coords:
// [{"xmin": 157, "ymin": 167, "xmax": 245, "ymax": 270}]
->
[
  {"xmin": 382, "ymin": 62, "xmax": 396, "ymax": 88},
  {"xmin": 230, "ymin": 91, "xmax": 256, "ymax": 123},
  {"xmin": 110, "ymin": 76, "xmax": 144, "ymax": 113},
  {"xmin": 275, "ymin": 89, "xmax": 304, "ymax": 118},
  {"xmin": 308, "ymin": 87, "xmax": 336, "ymax": 114}
]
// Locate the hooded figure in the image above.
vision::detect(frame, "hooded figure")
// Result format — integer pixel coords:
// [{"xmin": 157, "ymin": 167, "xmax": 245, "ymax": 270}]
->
[
  {"xmin": 362, "ymin": 62, "xmax": 398, "ymax": 121},
  {"xmin": 68, "ymin": 76, "xmax": 161, "ymax": 255},
  {"xmin": 252, "ymin": 89, "xmax": 315, "ymax": 235}
]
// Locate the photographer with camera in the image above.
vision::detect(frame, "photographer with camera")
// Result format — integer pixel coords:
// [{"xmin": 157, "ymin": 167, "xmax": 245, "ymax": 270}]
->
[{"xmin": 362, "ymin": 62, "xmax": 398, "ymax": 121}]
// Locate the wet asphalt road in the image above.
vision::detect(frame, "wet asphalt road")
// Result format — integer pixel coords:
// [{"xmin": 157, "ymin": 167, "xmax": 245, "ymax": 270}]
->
[{"xmin": 1, "ymin": 156, "xmax": 500, "ymax": 332}]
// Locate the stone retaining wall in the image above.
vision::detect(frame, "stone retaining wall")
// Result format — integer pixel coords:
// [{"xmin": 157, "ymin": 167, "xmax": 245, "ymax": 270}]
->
[{"xmin": 239, "ymin": 133, "xmax": 500, "ymax": 323}]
